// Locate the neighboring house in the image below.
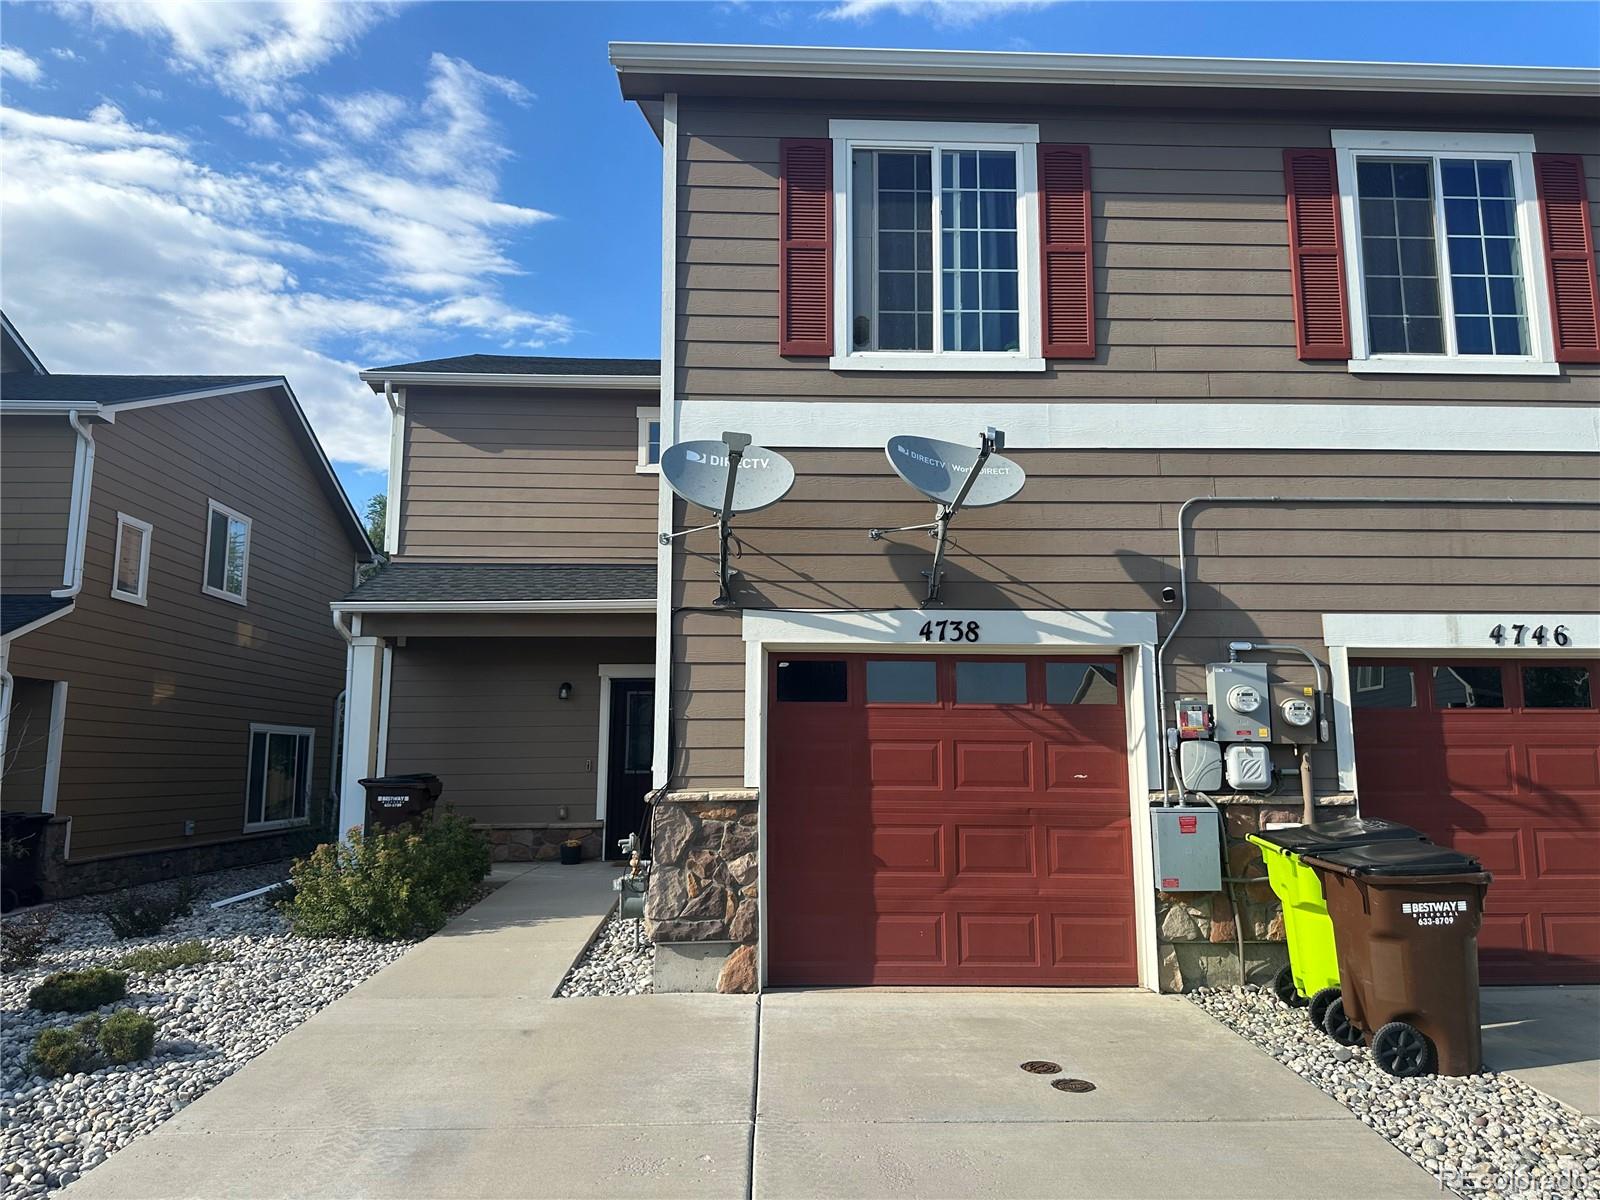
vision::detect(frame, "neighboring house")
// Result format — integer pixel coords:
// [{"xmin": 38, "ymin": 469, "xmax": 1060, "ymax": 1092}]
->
[
  {"xmin": 0, "ymin": 313, "xmax": 375, "ymax": 896},
  {"xmin": 593, "ymin": 44, "xmax": 1600, "ymax": 993},
  {"xmin": 333, "ymin": 355, "xmax": 661, "ymax": 862}
]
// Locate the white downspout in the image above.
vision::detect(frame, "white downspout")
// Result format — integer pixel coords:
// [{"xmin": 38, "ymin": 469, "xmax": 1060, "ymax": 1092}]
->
[{"xmin": 52, "ymin": 411, "xmax": 95, "ymax": 599}]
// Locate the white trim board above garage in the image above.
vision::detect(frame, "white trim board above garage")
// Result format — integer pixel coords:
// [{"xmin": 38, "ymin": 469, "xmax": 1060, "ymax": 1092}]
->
[{"xmin": 676, "ymin": 402, "xmax": 1600, "ymax": 453}]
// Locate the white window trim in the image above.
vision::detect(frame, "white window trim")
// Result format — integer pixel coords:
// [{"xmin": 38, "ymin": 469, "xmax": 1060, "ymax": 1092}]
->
[
  {"xmin": 110, "ymin": 513, "xmax": 152, "ymax": 606},
  {"xmin": 1331, "ymin": 129, "xmax": 1557, "ymax": 377},
  {"xmin": 828, "ymin": 119, "xmax": 1044, "ymax": 373},
  {"xmin": 244, "ymin": 722, "xmax": 315, "ymax": 832},
  {"xmin": 636, "ymin": 406, "xmax": 662, "ymax": 473},
  {"xmin": 203, "ymin": 499, "xmax": 252, "ymax": 606}
]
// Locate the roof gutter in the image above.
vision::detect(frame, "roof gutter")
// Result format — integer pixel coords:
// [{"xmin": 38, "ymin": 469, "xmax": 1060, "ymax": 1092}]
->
[
  {"xmin": 330, "ymin": 599, "xmax": 656, "ymax": 615},
  {"xmin": 51, "ymin": 410, "xmax": 95, "ymax": 599},
  {"xmin": 609, "ymin": 42, "xmax": 1600, "ymax": 98},
  {"xmin": 359, "ymin": 370, "xmax": 661, "ymax": 391}
]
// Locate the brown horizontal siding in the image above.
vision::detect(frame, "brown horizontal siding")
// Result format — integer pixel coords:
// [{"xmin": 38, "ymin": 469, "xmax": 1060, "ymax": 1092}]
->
[
  {"xmin": 675, "ymin": 97, "xmax": 1599, "ymax": 403},
  {"xmin": 6, "ymin": 390, "xmax": 357, "ymax": 860},
  {"xmin": 1, "ymin": 418, "xmax": 75, "ymax": 593},
  {"xmin": 667, "ymin": 448, "xmax": 1600, "ymax": 791},
  {"xmin": 384, "ymin": 636, "xmax": 652, "ymax": 826},
  {"xmin": 398, "ymin": 388, "xmax": 658, "ymax": 562}
]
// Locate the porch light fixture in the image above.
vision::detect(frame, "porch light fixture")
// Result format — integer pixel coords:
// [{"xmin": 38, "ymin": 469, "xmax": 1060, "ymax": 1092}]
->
[{"xmin": 558, "ymin": 682, "xmax": 573, "ymax": 701}]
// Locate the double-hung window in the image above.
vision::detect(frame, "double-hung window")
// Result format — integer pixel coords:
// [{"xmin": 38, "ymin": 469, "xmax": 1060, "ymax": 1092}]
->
[
  {"xmin": 203, "ymin": 500, "xmax": 251, "ymax": 604},
  {"xmin": 830, "ymin": 120, "xmax": 1043, "ymax": 371},
  {"xmin": 636, "ymin": 407, "xmax": 661, "ymax": 472},
  {"xmin": 245, "ymin": 724, "xmax": 313, "ymax": 830},
  {"xmin": 1333, "ymin": 131, "xmax": 1556, "ymax": 375},
  {"xmin": 111, "ymin": 513, "xmax": 152, "ymax": 606}
]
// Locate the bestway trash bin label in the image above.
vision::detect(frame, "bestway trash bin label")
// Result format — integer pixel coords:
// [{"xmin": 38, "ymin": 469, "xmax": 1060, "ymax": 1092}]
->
[{"xmin": 1402, "ymin": 900, "xmax": 1468, "ymax": 926}]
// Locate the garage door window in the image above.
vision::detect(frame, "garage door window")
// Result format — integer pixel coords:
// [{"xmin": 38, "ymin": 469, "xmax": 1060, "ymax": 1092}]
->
[
  {"xmin": 955, "ymin": 660, "xmax": 1026, "ymax": 704},
  {"xmin": 866, "ymin": 660, "xmax": 938, "ymax": 704},
  {"xmin": 1353, "ymin": 664, "xmax": 1416, "ymax": 708},
  {"xmin": 776, "ymin": 660, "xmax": 848, "ymax": 703},
  {"xmin": 1432, "ymin": 665, "xmax": 1505, "ymax": 709},
  {"xmin": 1522, "ymin": 665, "xmax": 1592, "ymax": 708},
  {"xmin": 1046, "ymin": 662, "xmax": 1118, "ymax": 704}
]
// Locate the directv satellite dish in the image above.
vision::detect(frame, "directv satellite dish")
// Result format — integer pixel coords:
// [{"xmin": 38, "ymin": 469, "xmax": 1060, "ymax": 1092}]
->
[
  {"xmin": 658, "ymin": 432, "xmax": 796, "ymax": 608},
  {"xmin": 885, "ymin": 434, "xmax": 1025, "ymax": 509},
  {"xmin": 660, "ymin": 439, "xmax": 795, "ymax": 515}
]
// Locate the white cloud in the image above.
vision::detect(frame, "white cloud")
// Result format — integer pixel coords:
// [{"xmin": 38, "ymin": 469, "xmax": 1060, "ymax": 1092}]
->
[
  {"xmin": 322, "ymin": 89, "xmax": 405, "ymax": 140},
  {"xmin": 1, "ymin": 54, "xmax": 571, "ymax": 471},
  {"xmin": 61, "ymin": 0, "xmax": 397, "ymax": 107},
  {"xmin": 51, "ymin": 47, "xmax": 85, "ymax": 62},
  {"xmin": 0, "ymin": 45, "xmax": 45, "ymax": 84},
  {"xmin": 823, "ymin": 0, "xmax": 1061, "ymax": 24}
]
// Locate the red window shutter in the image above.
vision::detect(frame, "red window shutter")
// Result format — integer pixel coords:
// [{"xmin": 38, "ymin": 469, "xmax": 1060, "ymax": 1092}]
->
[
  {"xmin": 1534, "ymin": 154, "xmax": 1600, "ymax": 364},
  {"xmin": 779, "ymin": 138, "xmax": 832, "ymax": 357},
  {"xmin": 1283, "ymin": 149, "xmax": 1351, "ymax": 360},
  {"xmin": 1038, "ymin": 144, "xmax": 1095, "ymax": 359}
]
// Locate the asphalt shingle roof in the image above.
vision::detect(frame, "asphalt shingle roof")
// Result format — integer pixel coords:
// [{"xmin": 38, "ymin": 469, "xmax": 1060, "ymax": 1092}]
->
[
  {"xmin": 368, "ymin": 354, "xmax": 659, "ymax": 377},
  {"xmin": 1, "ymin": 595, "xmax": 73, "ymax": 637},
  {"xmin": 0, "ymin": 375, "xmax": 280, "ymax": 406},
  {"xmin": 342, "ymin": 562, "xmax": 657, "ymax": 604}
]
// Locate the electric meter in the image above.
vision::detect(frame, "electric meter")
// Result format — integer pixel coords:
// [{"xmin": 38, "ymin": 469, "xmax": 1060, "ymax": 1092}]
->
[
  {"xmin": 1281, "ymin": 697, "xmax": 1315, "ymax": 728},
  {"xmin": 1226, "ymin": 684, "xmax": 1263, "ymax": 714}
]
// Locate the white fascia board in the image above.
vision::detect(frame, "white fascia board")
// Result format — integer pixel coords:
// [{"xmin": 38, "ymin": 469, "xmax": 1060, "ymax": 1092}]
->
[
  {"xmin": 1323, "ymin": 612, "xmax": 1600, "ymax": 650},
  {"xmin": 330, "ymin": 599, "xmax": 656, "ymax": 615},
  {"xmin": 93, "ymin": 380, "xmax": 286, "ymax": 412},
  {"xmin": 358, "ymin": 371, "xmax": 660, "ymax": 391},
  {"xmin": 609, "ymin": 43, "xmax": 1600, "ymax": 98},
  {"xmin": 0, "ymin": 401, "xmax": 106, "ymax": 418},
  {"xmin": 0, "ymin": 602, "xmax": 76, "ymax": 645},
  {"xmin": 677, "ymin": 401, "xmax": 1600, "ymax": 454}
]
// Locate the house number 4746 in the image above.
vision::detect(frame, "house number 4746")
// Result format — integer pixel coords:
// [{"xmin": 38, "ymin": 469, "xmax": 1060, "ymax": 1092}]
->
[{"xmin": 1489, "ymin": 623, "xmax": 1570, "ymax": 647}]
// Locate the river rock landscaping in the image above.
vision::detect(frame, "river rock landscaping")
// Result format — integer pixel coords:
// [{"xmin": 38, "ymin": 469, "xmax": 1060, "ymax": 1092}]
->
[
  {"xmin": 1, "ymin": 863, "xmax": 409, "ymax": 1198},
  {"xmin": 556, "ymin": 910, "xmax": 653, "ymax": 997},
  {"xmin": 1189, "ymin": 985, "xmax": 1600, "ymax": 1199}
]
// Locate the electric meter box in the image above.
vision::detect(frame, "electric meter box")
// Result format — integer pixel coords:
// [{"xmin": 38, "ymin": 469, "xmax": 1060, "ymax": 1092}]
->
[
  {"xmin": 1273, "ymin": 684, "xmax": 1320, "ymax": 745},
  {"xmin": 1151, "ymin": 806, "xmax": 1221, "ymax": 892},
  {"xmin": 1207, "ymin": 661, "xmax": 1273, "ymax": 744}
]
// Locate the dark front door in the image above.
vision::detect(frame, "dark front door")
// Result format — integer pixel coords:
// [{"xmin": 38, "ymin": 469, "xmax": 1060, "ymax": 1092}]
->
[{"xmin": 604, "ymin": 678, "xmax": 655, "ymax": 860}]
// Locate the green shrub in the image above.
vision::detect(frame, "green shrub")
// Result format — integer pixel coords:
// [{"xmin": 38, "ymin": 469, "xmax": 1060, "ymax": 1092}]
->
[
  {"xmin": 114, "ymin": 940, "xmax": 230, "ymax": 975},
  {"xmin": 101, "ymin": 880, "xmax": 201, "ymax": 939},
  {"xmin": 29, "ymin": 1016, "xmax": 102, "ymax": 1078},
  {"xmin": 286, "ymin": 809, "xmax": 489, "ymax": 940},
  {"xmin": 27, "ymin": 967, "xmax": 127, "ymax": 1013},
  {"xmin": 98, "ymin": 1009, "xmax": 157, "ymax": 1064},
  {"xmin": 2, "ymin": 908, "xmax": 61, "ymax": 971}
]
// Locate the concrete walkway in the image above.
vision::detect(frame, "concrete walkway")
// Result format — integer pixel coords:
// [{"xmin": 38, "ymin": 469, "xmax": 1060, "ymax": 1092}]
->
[
  {"xmin": 71, "ymin": 864, "xmax": 1438, "ymax": 1199},
  {"xmin": 1482, "ymin": 985, "xmax": 1600, "ymax": 1116}
]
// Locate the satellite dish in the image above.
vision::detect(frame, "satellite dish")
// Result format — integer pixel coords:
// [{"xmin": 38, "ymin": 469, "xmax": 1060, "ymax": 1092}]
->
[
  {"xmin": 885, "ymin": 434, "xmax": 1025, "ymax": 508},
  {"xmin": 661, "ymin": 439, "xmax": 795, "ymax": 515}
]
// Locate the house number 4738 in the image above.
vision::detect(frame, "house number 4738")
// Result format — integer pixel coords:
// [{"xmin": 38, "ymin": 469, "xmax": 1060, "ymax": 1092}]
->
[{"xmin": 1489, "ymin": 623, "xmax": 1570, "ymax": 647}]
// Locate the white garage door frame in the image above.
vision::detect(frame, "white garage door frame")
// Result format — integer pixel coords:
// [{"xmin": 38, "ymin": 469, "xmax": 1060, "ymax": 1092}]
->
[
  {"xmin": 1322, "ymin": 612, "xmax": 1600, "ymax": 795},
  {"xmin": 741, "ymin": 608, "xmax": 1162, "ymax": 991}
]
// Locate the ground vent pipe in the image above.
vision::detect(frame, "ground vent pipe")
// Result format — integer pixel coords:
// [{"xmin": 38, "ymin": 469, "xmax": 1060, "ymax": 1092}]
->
[{"xmin": 1156, "ymin": 493, "xmax": 1600, "ymax": 797}]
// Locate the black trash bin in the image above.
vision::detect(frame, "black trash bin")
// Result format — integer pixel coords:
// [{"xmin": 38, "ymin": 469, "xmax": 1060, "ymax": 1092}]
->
[
  {"xmin": 1, "ymin": 811, "xmax": 55, "ymax": 911},
  {"xmin": 359, "ymin": 773, "xmax": 443, "ymax": 832}
]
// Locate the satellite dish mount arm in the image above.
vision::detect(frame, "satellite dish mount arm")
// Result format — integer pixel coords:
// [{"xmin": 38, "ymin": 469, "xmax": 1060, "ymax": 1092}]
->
[
  {"xmin": 710, "ymin": 432, "xmax": 751, "ymax": 607},
  {"xmin": 869, "ymin": 429, "xmax": 1002, "ymax": 606}
]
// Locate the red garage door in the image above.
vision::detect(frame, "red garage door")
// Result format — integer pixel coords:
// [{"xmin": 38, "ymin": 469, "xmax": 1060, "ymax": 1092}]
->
[
  {"xmin": 766, "ymin": 654, "xmax": 1137, "ymax": 987},
  {"xmin": 1352, "ymin": 657, "xmax": 1600, "ymax": 984}
]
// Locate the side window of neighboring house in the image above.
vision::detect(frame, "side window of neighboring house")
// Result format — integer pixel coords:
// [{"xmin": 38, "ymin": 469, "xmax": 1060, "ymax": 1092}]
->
[
  {"xmin": 637, "ymin": 407, "xmax": 661, "ymax": 472},
  {"xmin": 1331, "ymin": 132, "xmax": 1557, "ymax": 375},
  {"xmin": 203, "ymin": 500, "xmax": 251, "ymax": 604},
  {"xmin": 111, "ymin": 513, "xmax": 152, "ymax": 605},
  {"xmin": 245, "ymin": 724, "xmax": 313, "ymax": 829}
]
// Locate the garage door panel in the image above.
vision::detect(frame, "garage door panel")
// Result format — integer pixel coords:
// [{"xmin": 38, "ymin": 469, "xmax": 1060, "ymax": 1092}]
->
[
  {"xmin": 871, "ymin": 824, "xmax": 945, "ymax": 876},
  {"xmin": 1542, "ymin": 912, "xmax": 1600, "ymax": 964},
  {"xmin": 1525, "ymin": 744, "xmax": 1600, "ymax": 792},
  {"xmin": 1446, "ymin": 829, "xmax": 1524, "ymax": 879},
  {"xmin": 1478, "ymin": 910, "xmax": 1536, "ymax": 958},
  {"xmin": 958, "ymin": 913, "xmax": 1040, "ymax": 966},
  {"xmin": 1440, "ymin": 745, "xmax": 1518, "ymax": 794},
  {"xmin": 953, "ymin": 740, "xmax": 1033, "ymax": 790},
  {"xmin": 955, "ymin": 824, "xmax": 1036, "ymax": 876},
  {"xmin": 1048, "ymin": 823, "xmax": 1134, "ymax": 879},
  {"xmin": 869, "ymin": 740, "xmax": 942, "ymax": 789},
  {"xmin": 1534, "ymin": 829, "xmax": 1600, "ymax": 878},
  {"xmin": 1053, "ymin": 914, "xmax": 1139, "ymax": 978},
  {"xmin": 873, "ymin": 913, "xmax": 947, "ymax": 967},
  {"xmin": 1044, "ymin": 743, "xmax": 1128, "ymax": 792}
]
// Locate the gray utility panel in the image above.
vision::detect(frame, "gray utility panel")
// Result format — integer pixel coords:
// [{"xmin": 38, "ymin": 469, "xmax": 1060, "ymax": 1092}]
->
[
  {"xmin": 1207, "ymin": 661, "xmax": 1273, "ymax": 743},
  {"xmin": 1151, "ymin": 806, "xmax": 1221, "ymax": 892}
]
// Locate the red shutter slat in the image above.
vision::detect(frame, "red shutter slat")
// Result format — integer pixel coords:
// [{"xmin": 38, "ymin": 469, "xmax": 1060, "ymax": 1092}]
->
[
  {"xmin": 1038, "ymin": 144, "xmax": 1095, "ymax": 359},
  {"xmin": 1534, "ymin": 153, "xmax": 1600, "ymax": 364},
  {"xmin": 1283, "ymin": 148, "xmax": 1351, "ymax": 360},
  {"xmin": 779, "ymin": 138, "xmax": 832, "ymax": 357}
]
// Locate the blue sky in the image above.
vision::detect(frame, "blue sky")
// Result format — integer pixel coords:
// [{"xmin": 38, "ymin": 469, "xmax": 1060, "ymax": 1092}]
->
[{"xmin": 2, "ymin": 1, "xmax": 1594, "ymax": 515}]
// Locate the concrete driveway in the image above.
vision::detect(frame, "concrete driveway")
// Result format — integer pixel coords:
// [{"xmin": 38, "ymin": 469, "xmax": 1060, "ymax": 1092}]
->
[
  {"xmin": 70, "ymin": 864, "xmax": 1437, "ymax": 1200},
  {"xmin": 1481, "ymin": 985, "xmax": 1600, "ymax": 1117}
]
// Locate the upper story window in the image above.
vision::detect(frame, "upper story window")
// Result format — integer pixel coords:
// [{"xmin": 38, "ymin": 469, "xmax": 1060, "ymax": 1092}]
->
[
  {"xmin": 111, "ymin": 513, "xmax": 152, "ymax": 606},
  {"xmin": 637, "ymin": 407, "xmax": 661, "ymax": 473},
  {"xmin": 1333, "ymin": 131, "xmax": 1557, "ymax": 376},
  {"xmin": 829, "ymin": 120, "xmax": 1043, "ymax": 372},
  {"xmin": 203, "ymin": 499, "xmax": 251, "ymax": 605}
]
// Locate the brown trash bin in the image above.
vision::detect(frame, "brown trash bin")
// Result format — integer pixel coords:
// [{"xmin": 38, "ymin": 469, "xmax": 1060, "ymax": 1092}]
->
[
  {"xmin": 1304, "ymin": 841, "xmax": 1491, "ymax": 1078},
  {"xmin": 359, "ymin": 773, "xmax": 443, "ymax": 832}
]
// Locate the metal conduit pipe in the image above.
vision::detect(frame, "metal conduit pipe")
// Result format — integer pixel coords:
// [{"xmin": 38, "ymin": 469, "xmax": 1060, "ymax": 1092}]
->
[{"xmin": 1156, "ymin": 493, "xmax": 1600, "ymax": 797}]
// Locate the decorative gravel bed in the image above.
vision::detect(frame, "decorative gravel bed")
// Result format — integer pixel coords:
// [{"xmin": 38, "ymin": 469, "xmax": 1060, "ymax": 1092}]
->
[
  {"xmin": 1189, "ymin": 986, "xmax": 1600, "ymax": 1199},
  {"xmin": 555, "ymin": 910, "xmax": 653, "ymax": 997},
  {"xmin": 1, "ymin": 864, "xmax": 410, "ymax": 1198}
]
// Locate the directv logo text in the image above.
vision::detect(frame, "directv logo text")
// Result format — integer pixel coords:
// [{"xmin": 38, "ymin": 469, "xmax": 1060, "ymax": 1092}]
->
[
  {"xmin": 685, "ymin": 449, "xmax": 772, "ymax": 469},
  {"xmin": 895, "ymin": 444, "xmax": 1014, "ymax": 477}
]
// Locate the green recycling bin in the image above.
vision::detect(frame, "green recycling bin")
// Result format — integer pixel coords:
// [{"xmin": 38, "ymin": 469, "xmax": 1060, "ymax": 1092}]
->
[{"xmin": 1247, "ymin": 818, "xmax": 1425, "ymax": 1031}]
